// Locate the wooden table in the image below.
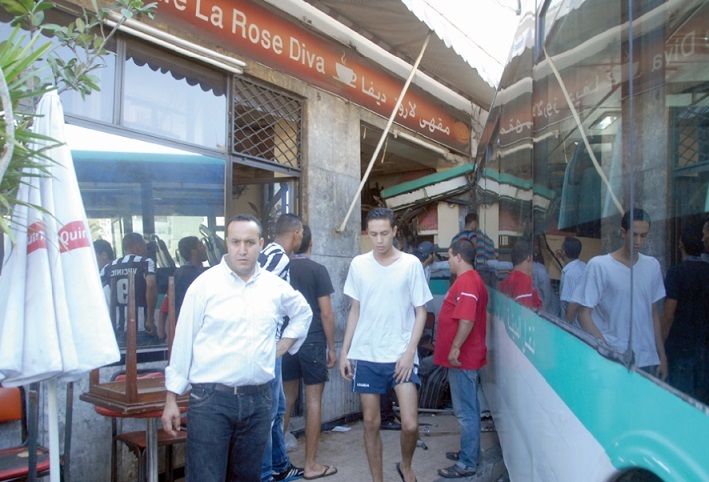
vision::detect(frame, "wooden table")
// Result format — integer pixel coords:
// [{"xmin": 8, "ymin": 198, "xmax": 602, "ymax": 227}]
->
[{"xmin": 81, "ymin": 276, "xmax": 186, "ymax": 482}]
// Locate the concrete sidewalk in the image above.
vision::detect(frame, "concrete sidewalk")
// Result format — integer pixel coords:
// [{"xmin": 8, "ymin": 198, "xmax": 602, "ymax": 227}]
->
[{"xmin": 286, "ymin": 412, "xmax": 508, "ymax": 482}]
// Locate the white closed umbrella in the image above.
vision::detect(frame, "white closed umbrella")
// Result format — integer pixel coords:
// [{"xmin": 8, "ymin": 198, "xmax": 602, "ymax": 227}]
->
[{"xmin": 0, "ymin": 90, "xmax": 120, "ymax": 481}]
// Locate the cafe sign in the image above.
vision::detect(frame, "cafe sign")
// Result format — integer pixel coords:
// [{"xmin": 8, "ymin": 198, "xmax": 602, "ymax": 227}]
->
[{"xmin": 155, "ymin": 0, "xmax": 471, "ymax": 151}]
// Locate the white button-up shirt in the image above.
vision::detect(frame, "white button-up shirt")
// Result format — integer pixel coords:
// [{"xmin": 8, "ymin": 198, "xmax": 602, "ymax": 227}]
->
[{"xmin": 165, "ymin": 257, "xmax": 312, "ymax": 395}]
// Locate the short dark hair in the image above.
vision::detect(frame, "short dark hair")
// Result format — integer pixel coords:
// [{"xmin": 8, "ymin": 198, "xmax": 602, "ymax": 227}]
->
[
  {"xmin": 178, "ymin": 236, "xmax": 201, "ymax": 261},
  {"xmin": 450, "ymin": 239, "xmax": 476, "ymax": 266},
  {"xmin": 227, "ymin": 214, "xmax": 262, "ymax": 237},
  {"xmin": 366, "ymin": 207, "xmax": 396, "ymax": 228},
  {"xmin": 296, "ymin": 224, "xmax": 311, "ymax": 254},
  {"xmin": 681, "ymin": 222, "xmax": 704, "ymax": 257},
  {"xmin": 562, "ymin": 237, "xmax": 582, "ymax": 260},
  {"xmin": 621, "ymin": 208, "xmax": 651, "ymax": 230},
  {"xmin": 464, "ymin": 213, "xmax": 479, "ymax": 226},
  {"xmin": 274, "ymin": 213, "xmax": 302, "ymax": 236},
  {"xmin": 510, "ymin": 240, "xmax": 532, "ymax": 266},
  {"xmin": 93, "ymin": 239, "xmax": 114, "ymax": 259},
  {"xmin": 122, "ymin": 232, "xmax": 145, "ymax": 252}
]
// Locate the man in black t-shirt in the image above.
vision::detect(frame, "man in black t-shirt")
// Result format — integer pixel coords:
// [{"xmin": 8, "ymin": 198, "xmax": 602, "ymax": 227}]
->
[
  {"xmin": 282, "ymin": 225, "xmax": 338, "ymax": 480},
  {"xmin": 663, "ymin": 222, "xmax": 709, "ymax": 403},
  {"xmin": 105, "ymin": 233, "xmax": 157, "ymax": 338},
  {"xmin": 158, "ymin": 236, "xmax": 208, "ymax": 339}
]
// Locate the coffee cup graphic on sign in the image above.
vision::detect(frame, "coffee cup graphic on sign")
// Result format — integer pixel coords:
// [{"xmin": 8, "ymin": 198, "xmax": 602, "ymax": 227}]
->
[{"xmin": 334, "ymin": 62, "xmax": 357, "ymax": 87}]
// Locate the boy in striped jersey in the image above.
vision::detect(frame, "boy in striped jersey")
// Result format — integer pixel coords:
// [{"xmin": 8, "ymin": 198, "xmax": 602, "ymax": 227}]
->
[
  {"xmin": 259, "ymin": 213, "xmax": 306, "ymax": 482},
  {"xmin": 104, "ymin": 232, "xmax": 157, "ymax": 338}
]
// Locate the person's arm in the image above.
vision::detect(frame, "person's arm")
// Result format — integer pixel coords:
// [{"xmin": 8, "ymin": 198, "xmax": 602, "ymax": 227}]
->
[
  {"xmin": 577, "ymin": 306, "xmax": 606, "ymax": 341},
  {"xmin": 109, "ymin": 277, "xmax": 118, "ymax": 328},
  {"xmin": 276, "ymin": 338, "xmax": 297, "ymax": 358},
  {"xmin": 661, "ymin": 298, "xmax": 677, "ymax": 342},
  {"xmin": 653, "ymin": 301, "xmax": 668, "ymax": 380},
  {"xmin": 339, "ymin": 299, "xmax": 359, "ymax": 380},
  {"xmin": 448, "ymin": 318, "xmax": 474, "ymax": 367},
  {"xmin": 319, "ymin": 294, "xmax": 337, "ymax": 368},
  {"xmin": 145, "ymin": 274, "xmax": 157, "ymax": 334},
  {"xmin": 280, "ymin": 288, "xmax": 313, "ymax": 356},
  {"xmin": 394, "ymin": 305, "xmax": 428, "ymax": 383},
  {"xmin": 162, "ymin": 288, "xmax": 203, "ymax": 435},
  {"xmin": 565, "ymin": 302, "xmax": 580, "ymax": 324},
  {"xmin": 161, "ymin": 391, "xmax": 181, "ymax": 437},
  {"xmin": 164, "ymin": 285, "xmax": 202, "ymax": 397}
]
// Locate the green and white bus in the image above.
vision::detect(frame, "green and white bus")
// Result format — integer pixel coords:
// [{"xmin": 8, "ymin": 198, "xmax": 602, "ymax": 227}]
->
[{"xmin": 476, "ymin": 0, "xmax": 709, "ymax": 480}]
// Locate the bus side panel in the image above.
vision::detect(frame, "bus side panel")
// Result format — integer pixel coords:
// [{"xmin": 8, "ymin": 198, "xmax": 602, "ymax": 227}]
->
[
  {"xmin": 483, "ymin": 290, "xmax": 709, "ymax": 481},
  {"xmin": 484, "ymin": 290, "xmax": 616, "ymax": 481}
]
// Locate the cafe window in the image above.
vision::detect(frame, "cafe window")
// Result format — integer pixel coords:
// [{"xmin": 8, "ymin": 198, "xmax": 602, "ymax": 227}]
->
[
  {"xmin": 123, "ymin": 41, "xmax": 228, "ymax": 151},
  {"xmin": 232, "ymin": 77, "xmax": 303, "ymax": 172}
]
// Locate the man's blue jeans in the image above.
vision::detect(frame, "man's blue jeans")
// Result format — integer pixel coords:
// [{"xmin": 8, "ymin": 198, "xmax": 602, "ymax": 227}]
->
[
  {"xmin": 186, "ymin": 384, "xmax": 271, "ymax": 482},
  {"xmin": 448, "ymin": 368, "xmax": 481, "ymax": 470},
  {"xmin": 261, "ymin": 358, "xmax": 290, "ymax": 481}
]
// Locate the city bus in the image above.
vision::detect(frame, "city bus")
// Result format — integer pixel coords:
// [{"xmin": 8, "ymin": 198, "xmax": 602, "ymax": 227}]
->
[{"xmin": 475, "ymin": 0, "xmax": 709, "ymax": 480}]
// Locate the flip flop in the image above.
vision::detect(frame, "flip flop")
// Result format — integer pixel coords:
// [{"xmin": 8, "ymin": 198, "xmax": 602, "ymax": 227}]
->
[
  {"xmin": 437, "ymin": 464, "xmax": 476, "ymax": 479},
  {"xmin": 303, "ymin": 465, "xmax": 338, "ymax": 480},
  {"xmin": 395, "ymin": 462, "xmax": 417, "ymax": 482}
]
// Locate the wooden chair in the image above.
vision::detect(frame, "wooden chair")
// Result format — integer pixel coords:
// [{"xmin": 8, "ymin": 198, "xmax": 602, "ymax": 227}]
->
[{"xmin": 0, "ymin": 386, "xmax": 51, "ymax": 481}]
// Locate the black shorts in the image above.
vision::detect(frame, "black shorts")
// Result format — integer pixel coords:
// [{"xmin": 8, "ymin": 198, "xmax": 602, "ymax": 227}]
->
[{"xmin": 282, "ymin": 342, "xmax": 329, "ymax": 385}]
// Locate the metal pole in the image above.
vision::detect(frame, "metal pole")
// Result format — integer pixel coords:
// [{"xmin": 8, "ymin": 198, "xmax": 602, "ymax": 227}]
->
[
  {"xmin": 48, "ymin": 379, "xmax": 60, "ymax": 482},
  {"xmin": 336, "ymin": 32, "xmax": 433, "ymax": 233}
]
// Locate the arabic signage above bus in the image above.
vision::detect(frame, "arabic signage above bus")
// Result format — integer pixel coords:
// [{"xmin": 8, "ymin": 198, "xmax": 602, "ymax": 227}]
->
[{"xmin": 155, "ymin": 0, "xmax": 471, "ymax": 151}]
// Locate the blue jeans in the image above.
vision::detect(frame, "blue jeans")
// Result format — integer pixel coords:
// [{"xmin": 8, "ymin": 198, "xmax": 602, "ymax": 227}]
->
[
  {"xmin": 261, "ymin": 358, "xmax": 290, "ymax": 481},
  {"xmin": 186, "ymin": 385, "xmax": 271, "ymax": 482},
  {"xmin": 448, "ymin": 368, "xmax": 481, "ymax": 470}
]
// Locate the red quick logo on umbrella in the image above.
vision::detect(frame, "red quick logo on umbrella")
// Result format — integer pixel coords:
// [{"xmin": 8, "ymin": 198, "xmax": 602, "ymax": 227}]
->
[
  {"xmin": 27, "ymin": 222, "xmax": 48, "ymax": 254},
  {"xmin": 58, "ymin": 221, "xmax": 90, "ymax": 253}
]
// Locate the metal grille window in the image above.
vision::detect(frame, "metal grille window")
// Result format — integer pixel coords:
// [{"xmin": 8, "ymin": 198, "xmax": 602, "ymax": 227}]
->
[
  {"xmin": 232, "ymin": 77, "xmax": 303, "ymax": 171},
  {"xmin": 674, "ymin": 106, "xmax": 709, "ymax": 170}
]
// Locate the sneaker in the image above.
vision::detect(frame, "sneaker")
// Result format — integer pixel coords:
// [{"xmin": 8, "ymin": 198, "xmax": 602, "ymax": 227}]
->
[{"xmin": 273, "ymin": 463, "xmax": 304, "ymax": 481}]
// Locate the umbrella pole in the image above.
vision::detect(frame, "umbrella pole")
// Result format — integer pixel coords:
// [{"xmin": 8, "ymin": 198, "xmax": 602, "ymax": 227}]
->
[
  {"xmin": 28, "ymin": 384, "xmax": 39, "ymax": 482},
  {"xmin": 47, "ymin": 378, "xmax": 61, "ymax": 482}
]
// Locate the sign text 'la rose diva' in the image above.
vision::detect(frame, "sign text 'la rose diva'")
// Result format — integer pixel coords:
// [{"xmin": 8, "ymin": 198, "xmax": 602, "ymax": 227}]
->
[{"xmin": 156, "ymin": 0, "xmax": 471, "ymax": 151}]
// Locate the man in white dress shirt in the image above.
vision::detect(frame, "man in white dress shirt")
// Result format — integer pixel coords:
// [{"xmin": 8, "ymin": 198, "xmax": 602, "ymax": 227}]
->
[{"xmin": 161, "ymin": 214, "xmax": 312, "ymax": 482}]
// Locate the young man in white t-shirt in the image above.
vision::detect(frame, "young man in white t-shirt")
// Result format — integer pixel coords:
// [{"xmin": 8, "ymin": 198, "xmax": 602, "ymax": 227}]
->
[
  {"xmin": 340, "ymin": 207, "xmax": 432, "ymax": 482},
  {"xmin": 572, "ymin": 208, "xmax": 667, "ymax": 378}
]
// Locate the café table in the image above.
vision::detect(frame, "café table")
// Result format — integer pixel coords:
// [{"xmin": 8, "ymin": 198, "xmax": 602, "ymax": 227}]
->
[{"xmin": 80, "ymin": 276, "xmax": 186, "ymax": 482}]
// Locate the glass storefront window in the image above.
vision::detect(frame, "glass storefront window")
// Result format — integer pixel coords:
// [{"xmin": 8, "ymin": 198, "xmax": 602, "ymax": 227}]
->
[
  {"xmin": 67, "ymin": 124, "xmax": 225, "ymax": 351},
  {"xmin": 123, "ymin": 41, "xmax": 227, "ymax": 150}
]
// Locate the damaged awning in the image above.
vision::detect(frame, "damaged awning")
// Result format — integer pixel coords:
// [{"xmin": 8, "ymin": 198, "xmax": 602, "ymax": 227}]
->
[{"xmin": 381, "ymin": 163, "xmax": 476, "ymax": 211}]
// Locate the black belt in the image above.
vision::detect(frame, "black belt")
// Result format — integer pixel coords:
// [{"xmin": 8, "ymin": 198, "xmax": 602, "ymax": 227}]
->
[{"xmin": 192, "ymin": 382, "xmax": 269, "ymax": 395}]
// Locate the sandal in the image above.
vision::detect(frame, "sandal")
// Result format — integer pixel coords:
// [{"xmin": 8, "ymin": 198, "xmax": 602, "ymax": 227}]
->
[
  {"xmin": 438, "ymin": 464, "xmax": 476, "ymax": 479},
  {"xmin": 395, "ymin": 462, "xmax": 417, "ymax": 482},
  {"xmin": 445, "ymin": 451, "xmax": 460, "ymax": 461}
]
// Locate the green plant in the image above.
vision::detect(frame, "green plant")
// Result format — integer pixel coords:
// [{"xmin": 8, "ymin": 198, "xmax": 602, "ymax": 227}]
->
[{"xmin": 0, "ymin": 0, "xmax": 156, "ymax": 236}]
